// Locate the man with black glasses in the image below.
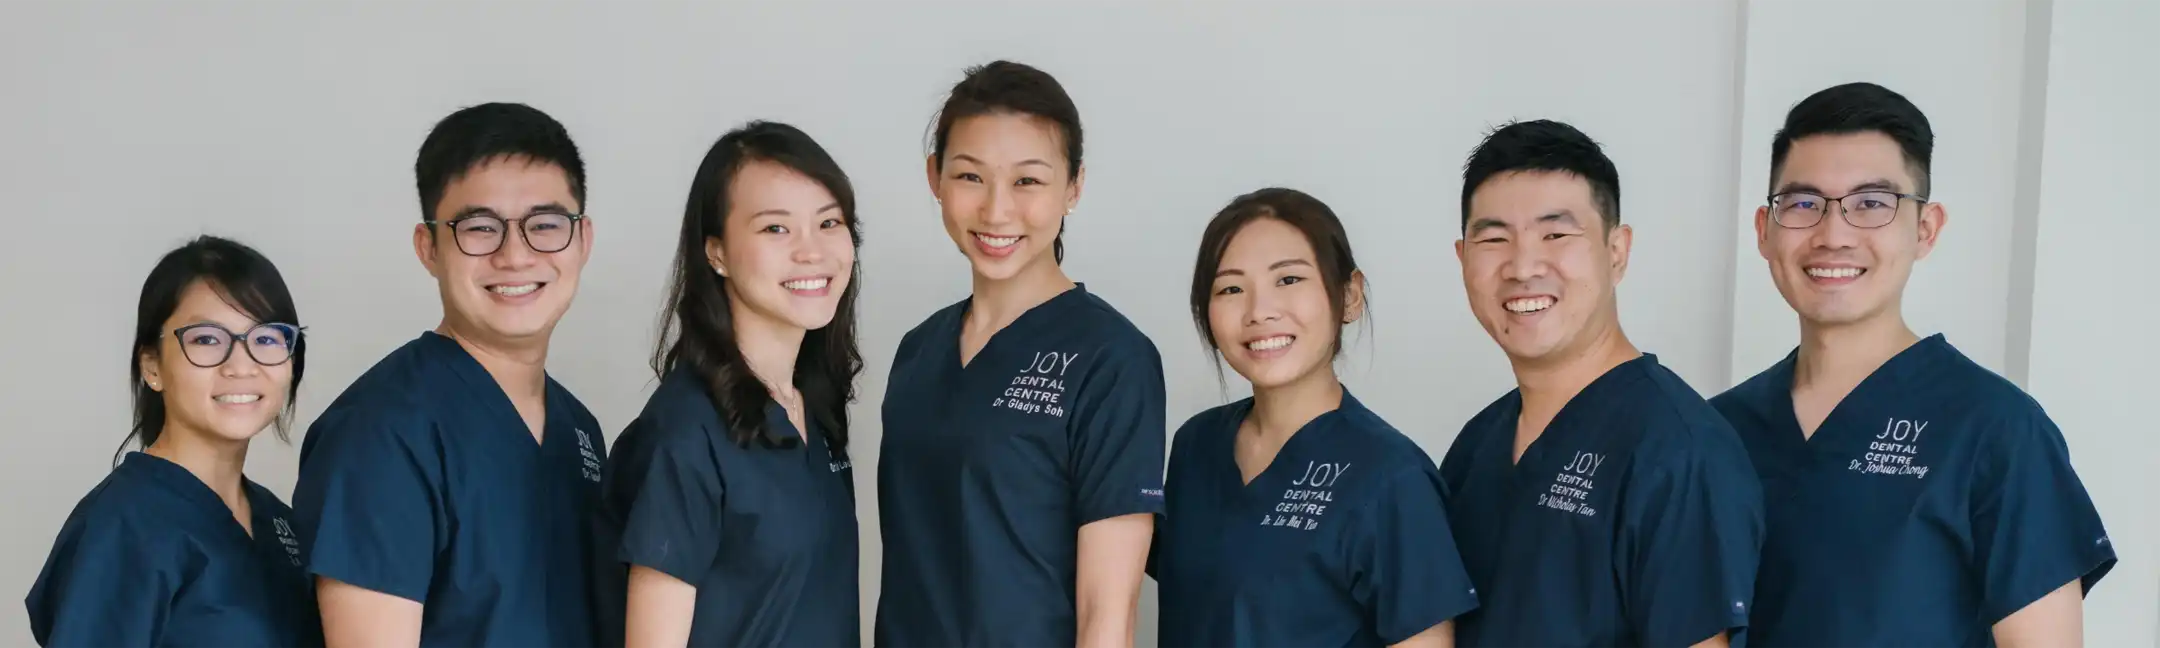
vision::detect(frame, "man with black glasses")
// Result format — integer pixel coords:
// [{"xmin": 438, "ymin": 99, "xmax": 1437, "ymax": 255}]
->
[
  {"xmin": 1712, "ymin": 82, "xmax": 2115, "ymax": 646},
  {"xmin": 293, "ymin": 103, "xmax": 609, "ymax": 647}
]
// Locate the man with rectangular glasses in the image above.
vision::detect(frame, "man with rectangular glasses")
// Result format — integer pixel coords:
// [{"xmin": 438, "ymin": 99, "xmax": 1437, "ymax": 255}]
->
[
  {"xmin": 292, "ymin": 102, "xmax": 609, "ymax": 647},
  {"xmin": 1711, "ymin": 82, "xmax": 2115, "ymax": 646}
]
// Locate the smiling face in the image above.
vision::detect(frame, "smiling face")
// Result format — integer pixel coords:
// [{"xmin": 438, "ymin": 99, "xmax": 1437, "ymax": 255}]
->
[
  {"xmin": 711, "ymin": 159, "xmax": 857, "ymax": 333},
  {"xmin": 1208, "ymin": 217, "xmax": 1362, "ymax": 391},
  {"xmin": 1758, "ymin": 131, "xmax": 1944, "ymax": 329},
  {"xmin": 1456, "ymin": 170, "xmax": 1631, "ymax": 364},
  {"xmin": 927, "ymin": 112, "xmax": 1081, "ymax": 283},
  {"xmin": 139, "ymin": 280, "xmax": 295, "ymax": 445},
  {"xmin": 413, "ymin": 156, "xmax": 592, "ymax": 346}
]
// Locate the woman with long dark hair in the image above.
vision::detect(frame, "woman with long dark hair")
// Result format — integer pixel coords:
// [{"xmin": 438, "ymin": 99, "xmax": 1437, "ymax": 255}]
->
[
  {"xmin": 27, "ymin": 235, "xmax": 319, "ymax": 647},
  {"xmin": 876, "ymin": 60, "xmax": 1166, "ymax": 647},
  {"xmin": 596, "ymin": 120, "xmax": 865, "ymax": 648}
]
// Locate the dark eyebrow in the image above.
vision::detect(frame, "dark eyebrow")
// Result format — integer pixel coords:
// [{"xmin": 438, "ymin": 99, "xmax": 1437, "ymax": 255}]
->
[
  {"xmin": 950, "ymin": 154, "xmax": 985, "ymax": 166},
  {"xmin": 525, "ymin": 202, "xmax": 574, "ymax": 216},
  {"xmin": 1775, "ymin": 179, "xmax": 1905, "ymax": 196},
  {"xmin": 451, "ymin": 206, "xmax": 499, "ymax": 219},
  {"xmin": 1466, "ymin": 217, "xmax": 1509, "ymax": 234},
  {"xmin": 1537, "ymin": 210, "xmax": 1581, "ymax": 227},
  {"xmin": 1218, "ymin": 258, "xmax": 1315, "ymax": 279},
  {"xmin": 752, "ymin": 202, "xmax": 844, "ymax": 219}
]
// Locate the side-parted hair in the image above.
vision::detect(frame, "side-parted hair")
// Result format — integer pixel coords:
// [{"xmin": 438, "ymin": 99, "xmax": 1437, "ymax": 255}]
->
[
  {"xmin": 656, "ymin": 120, "xmax": 865, "ymax": 451},
  {"xmin": 1189, "ymin": 188, "xmax": 1367, "ymax": 368},
  {"xmin": 930, "ymin": 60, "xmax": 1083, "ymax": 263},
  {"xmin": 1769, "ymin": 82, "xmax": 1935, "ymax": 196},
  {"xmin": 124, "ymin": 235, "xmax": 305, "ymax": 462},
  {"xmin": 414, "ymin": 102, "xmax": 588, "ymax": 223},
  {"xmin": 1461, "ymin": 119, "xmax": 1622, "ymax": 234}
]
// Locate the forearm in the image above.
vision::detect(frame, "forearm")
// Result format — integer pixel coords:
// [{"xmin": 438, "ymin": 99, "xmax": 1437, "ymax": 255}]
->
[
  {"xmin": 1994, "ymin": 580, "xmax": 2084, "ymax": 648},
  {"xmin": 1075, "ymin": 514, "xmax": 1152, "ymax": 648},
  {"xmin": 625, "ymin": 566, "xmax": 697, "ymax": 648},
  {"xmin": 318, "ymin": 577, "xmax": 423, "ymax": 648}
]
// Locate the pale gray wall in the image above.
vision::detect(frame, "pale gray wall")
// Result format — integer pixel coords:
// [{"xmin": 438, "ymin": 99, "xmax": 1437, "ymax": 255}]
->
[{"xmin": 0, "ymin": 1, "xmax": 2148, "ymax": 646}]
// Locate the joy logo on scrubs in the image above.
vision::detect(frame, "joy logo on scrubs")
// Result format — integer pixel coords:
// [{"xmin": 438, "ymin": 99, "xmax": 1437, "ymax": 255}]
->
[
  {"xmin": 991, "ymin": 350, "xmax": 1079, "ymax": 419},
  {"xmin": 1847, "ymin": 417, "xmax": 1931, "ymax": 479},
  {"xmin": 1263, "ymin": 461, "xmax": 1349, "ymax": 531},
  {"xmin": 271, "ymin": 517, "xmax": 302, "ymax": 566},
  {"xmin": 575, "ymin": 429, "xmax": 603, "ymax": 483},
  {"xmin": 1536, "ymin": 451, "xmax": 1603, "ymax": 517}
]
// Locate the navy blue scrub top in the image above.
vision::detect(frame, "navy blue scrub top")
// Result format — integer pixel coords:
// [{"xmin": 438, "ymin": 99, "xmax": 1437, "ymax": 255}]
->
[
  {"xmin": 27, "ymin": 452, "xmax": 320, "ymax": 647},
  {"xmin": 595, "ymin": 366, "xmax": 859, "ymax": 647},
  {"xmin": 1440, "ymin": 353, "xmax": 1764, "ymax": 648},
  {"xmin": 1712, "ymin": 334, "xmax": 2116, "ymax": 647},
  {"xmin": 291, "ymin": 331, "xmax": 609, "ymax": 647},
  {"xmin": 1153, "ymin": 390, "xmax": 1479, "ymax": 647},
  {"xmin": 875, "ymin": 284, "xmax": 1168, "ymax": 647}
]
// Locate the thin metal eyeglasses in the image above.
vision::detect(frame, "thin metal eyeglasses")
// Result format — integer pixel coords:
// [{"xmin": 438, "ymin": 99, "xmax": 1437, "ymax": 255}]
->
[
  {"xmin": 423, "ymin": 211, "xmax": 586, "ymax": 256},
  {"xmin": 1766, "ymin": 190, "xmax": 1927, "ymax": 229},
  {"xmin": 170, "ymin": 322, "xmax": 303, "ymax": 368}
]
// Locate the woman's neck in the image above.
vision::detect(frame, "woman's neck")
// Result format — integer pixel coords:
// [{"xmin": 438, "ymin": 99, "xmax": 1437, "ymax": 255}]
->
[
  {"xmin": 145, "ymin": 424, "xmax": 249, "ymax": 512},
  {"xmin": 1247, "ymin": 369, "xmax": 1345, "ymax": 442},
  {"xmin": 732, "ymin": 303, "xmax": 807, "ymax": 395},
  {"xmin": 965, "ymin": 258, "xmax": 1076, "ymax": 338}
]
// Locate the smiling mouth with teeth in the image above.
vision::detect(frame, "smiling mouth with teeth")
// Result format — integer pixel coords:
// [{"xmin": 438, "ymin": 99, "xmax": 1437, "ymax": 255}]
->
[
  {"xmin": 974, "ymin": 233, "xmax": 1020, "ymax": 249},
  {"xmin": 213, "ymin": 394, "xmax": 262, "ymax": 404},
  {"xmin": 783, "ymin": 278, "xmax": 830, "ymax": 291},
  {"xmin": 1805, "ymin": 267, "xmax": 1865, "ymax": 279},
  {"xmin": 1503, "ymin": 296, "xmax": 1556, "ymax": 314},
  {"xmin": 490, "ymin": 283, "xmax": 542, "ymax": 296},
  {"xmin": 1246, "ymin": 335, "xmax": 1294, "ymax": 351}
]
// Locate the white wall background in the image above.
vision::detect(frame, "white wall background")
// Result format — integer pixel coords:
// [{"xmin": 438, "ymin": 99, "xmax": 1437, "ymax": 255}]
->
[{"xmin": 0, "ymin": 1, "xmax": 2148, "ymax": 646}]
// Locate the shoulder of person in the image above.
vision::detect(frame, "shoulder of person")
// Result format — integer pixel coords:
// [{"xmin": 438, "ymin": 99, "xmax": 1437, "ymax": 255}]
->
[{"xmin": 894, "ymin": 297, "xmax": 971, "ymax": 359}]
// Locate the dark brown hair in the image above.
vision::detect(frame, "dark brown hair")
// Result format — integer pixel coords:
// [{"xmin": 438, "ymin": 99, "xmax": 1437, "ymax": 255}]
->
[
  {"xmin": 655, "ymin": 120, "xmax": 864, "ymax": 450},
  {"xmin": 929, "ymin": 60, "xmax": 1083, "ymax": 262},
  {"xmin": 1189, "ymin": 188, "xmax": 1366, "ymax": 365}
]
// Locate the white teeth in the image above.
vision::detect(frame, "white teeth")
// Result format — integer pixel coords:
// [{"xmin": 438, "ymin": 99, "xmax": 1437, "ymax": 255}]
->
[
  {"xmin": 491, "ymin": 283, "xmax": 539, "ymax": 296},
  {"xmin": 1806, "ymin": 267, "xmax": 1863, "ymax": 279},
  {"xmin": 783, "ymin": 278, "xmax": 829, "ymax": 291},
  {"xmin": 975, "ymin": 234, "xmax": 1020, "ymax": 249},
  {"xmin": 1247, "ymin": 335, "xmax": 1293, "ymax": 351},
  {"xmin": 1504, "ymin": 297, "xmax": 1555, "ymax": 314},
  {"xmin": 214, "ymin": 394, "xmax": 261, "ymax": 404}
]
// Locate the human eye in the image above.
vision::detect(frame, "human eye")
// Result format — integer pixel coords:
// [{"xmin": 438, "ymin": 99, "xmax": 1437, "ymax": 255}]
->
[
  {"xmin": 1278, "ymin": 275, "xmax": 1305, "ymax": 287},
  {"xmin": 760, "ymin": 224, "xmax": 788, "ymax": 234},
  {"xmin": 952, "ymin": 172, "xmax": 983, "ymax": 183},
  {"xmin": 1016, "ymin": 176, "xmax": 1043, "ymax": 186}
]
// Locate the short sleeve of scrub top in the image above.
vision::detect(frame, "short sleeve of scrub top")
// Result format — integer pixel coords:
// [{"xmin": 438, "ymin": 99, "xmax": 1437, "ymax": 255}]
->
[{"xmin": 1713, "ymin": 335, "xmax": 2116, "ymax": 646}]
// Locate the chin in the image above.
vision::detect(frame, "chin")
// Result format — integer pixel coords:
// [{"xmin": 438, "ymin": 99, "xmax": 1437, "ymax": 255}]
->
[{"xmin": 784, "ymin": 310, "xmax": 840, "ymax": 332}]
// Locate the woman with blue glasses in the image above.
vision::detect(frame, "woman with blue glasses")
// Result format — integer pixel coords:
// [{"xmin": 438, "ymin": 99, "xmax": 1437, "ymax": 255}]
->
[{"xmin": 26, "ymin": 235, "xmax": 321, "ymax": 647}]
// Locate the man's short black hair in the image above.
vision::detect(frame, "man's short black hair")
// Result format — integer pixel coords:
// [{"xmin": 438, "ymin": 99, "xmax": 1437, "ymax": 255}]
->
[
  {"xmin": 1769, "ymin": 82, "xmax": 1934, "ymax": 196},
  {"xmin": 1461, "ymin": 119, "xmax": 1621, "ymax": 233},
  {"xmin": 414, "ymin": 102, "xmax": 587, "ymax": 222}
]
